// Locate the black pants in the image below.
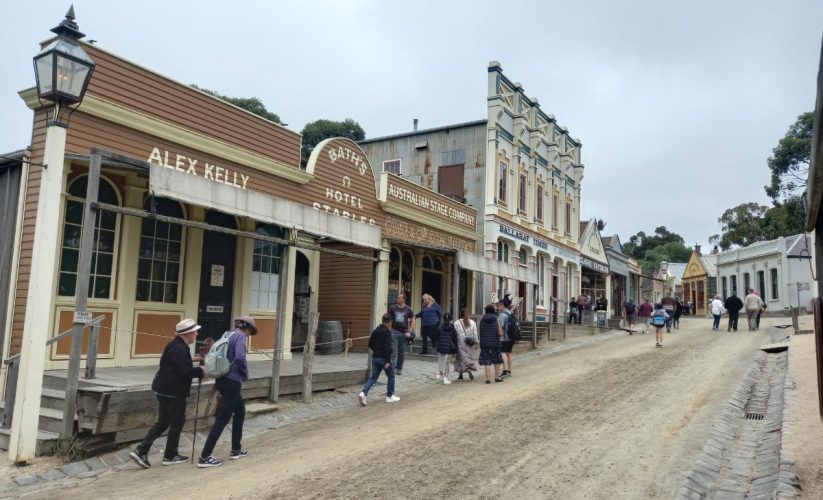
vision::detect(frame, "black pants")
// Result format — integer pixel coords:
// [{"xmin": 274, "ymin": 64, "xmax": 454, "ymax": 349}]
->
[
  {"xmin": 200, "ymin": 378, "xmax": 245, "ymax": 458},
  {"xmin": 567, "ymin": 312, "xmax": 578, "ymax": 324},
  {"xmin": 137, "ymin": 395, "xmax": 187, "ymax": 458},
  {"xmin": 727, "ymin": 313, "xmax": 739, "ymax": 331},
  {"xmin": 421, "ymin": 325, "xmax": 438, "ymax": 353}
]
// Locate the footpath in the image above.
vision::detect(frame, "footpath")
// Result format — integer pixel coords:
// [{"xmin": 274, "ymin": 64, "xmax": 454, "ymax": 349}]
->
[{"xmin": 0, "ymin": 327, "xmax": 626, "ymax": 498}]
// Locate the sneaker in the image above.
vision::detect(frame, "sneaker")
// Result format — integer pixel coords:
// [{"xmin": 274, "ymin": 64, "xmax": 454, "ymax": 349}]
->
[
  {"xmin": 129, "ymin": 449, "xmax": 151, "ymax": 469},
  {"xmin": 667, "ymin": 328, "xmax": 671, "ymax": 333},
  {"xmin": 358, "ymin": 391, "xmax": 367, "ymax": 406},
  {"xmin": 443, "ymin": 377, "xmax": 451, "ymax": 385},
  {"xmin": 197, "ymin": 455, "xmax": 224, "ymax": 468},
  {"xmin": 386, "ymin": 395, "xmax": 400, "ymax": 403},
  {"xmin": 161, "ymin": 454, "xmax": 188, "ymax": 466},
  {"xmin": 656, "ymin": 343, "xmax": 662, "ymax": 348},
  {"xmin": 230, "ymin": 449, "xmax": 248, "ymax": 460},
  {"xmin": 396, "ymin": 369, "xmax": 403, "ymax": 375}
]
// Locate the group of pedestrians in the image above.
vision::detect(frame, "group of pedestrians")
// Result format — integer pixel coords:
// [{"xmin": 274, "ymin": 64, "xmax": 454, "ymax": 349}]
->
[
  {"xmin": 710, "ymin": 289, "xmax": 766, "ymax": 332},
  {"xmin": 130, "ymin": 316, "xmax": 255, "ymax": 470},
  {"xmin": 567, "ymin": 292, "xmax": 609, "ymax": 324},
  {"xmin": 358, "ymin": 293, "xmax": 521, "ymax": 406}
]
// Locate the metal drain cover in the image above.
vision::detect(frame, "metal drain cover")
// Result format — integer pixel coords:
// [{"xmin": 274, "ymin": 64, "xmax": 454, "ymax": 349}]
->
[{"xmin": 745, "ymin": 412, "xmax": 765, "ymax": 420}]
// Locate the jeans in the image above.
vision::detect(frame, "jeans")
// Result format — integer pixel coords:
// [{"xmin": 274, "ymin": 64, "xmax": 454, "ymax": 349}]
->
[
  {"xmin": 672, "ymin": 315, "xmax": 680, "ymax": 329},
  {"xmin": 728, "ymin": 312, "xmax": 739, "ymax": 331},
  {"xmin": 567, "ymin": 312, "xmax": 578, "ymax": 324},
  {"xmin": 200, "ymin": 378, "xmax": 244, "ymax": 458},
  {"xmin": 665, "ymin": 310, "xmax": 674, "ymax": 330},
  {"xmin": 137, "ymin": 395, "xmax": 187, "ymax": 458},
  {"xmin": 362, "ymin": 357, "xmax": 395, "ymax": 397},
  {"xmin": 712, "ymin": 314, "xmax": 721, "ymax": 330},
  {"xmin": 746, "ymin": 310, "xmax": 758, "ymax": 330},
  {"xmin": 390, "ymin": 329, "xmax": 406, "ymax": 370},
  {"xmin": 421, "ymin": 324, "xmax": 438, "ymax": 353}
]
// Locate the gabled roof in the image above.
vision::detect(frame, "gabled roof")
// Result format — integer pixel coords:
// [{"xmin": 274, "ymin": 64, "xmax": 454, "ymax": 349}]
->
[
  {"xmin": 699, "ymin": 255, "xmax": 717, "ymax": 277},
  {"xmin": 579, "ymin": 221, "xmax": 589, "ymax": 236},
  {"xmin": 602, "ymin": 234, "xmax": 623, "ymax": 253},
  {"xmin": 684, "ymin": 251, "xmax": 717, "ymax": 279},
  {"xmin": 667, "ymin": 263, "xmax": 688, "ymax": 285},
  {"xmin": 785, "ymin": 234, "xmax": 811, "ymax": 258}
]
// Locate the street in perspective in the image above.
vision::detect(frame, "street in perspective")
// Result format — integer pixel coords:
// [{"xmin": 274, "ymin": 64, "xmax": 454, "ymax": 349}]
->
[{"xmin": 1, "ymin": 2, "xmax": 823, "ymax": 499}]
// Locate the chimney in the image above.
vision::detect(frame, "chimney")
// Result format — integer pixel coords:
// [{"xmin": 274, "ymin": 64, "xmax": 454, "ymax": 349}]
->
[
  {"xmin": 413, "ymin": 118, "xmax": 418, "ymax": 131},
  {"xmin": 694, "ymin": 244, "xmax": 702, "ymax": 256}
]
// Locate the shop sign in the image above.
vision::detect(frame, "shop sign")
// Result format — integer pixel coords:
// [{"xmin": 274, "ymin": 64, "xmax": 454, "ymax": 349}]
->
[
  {"xmin": 308, "ymin": 141, "xmax": 379, "ymax": 226},
  {"xmin": 581, "ymin": 256, "xmax": 609, "ymax": 274},
  {"xmin": 388, "ymin": 182, "xmax": 476, "ymax": 228},
  {"xmin": 147, "ymin": 148, "xmax": 250, "ymax": 190},
  {"xmin": 499, "ymin": 223, "xmax": 579, "ymax": 263},
  {"xmin": 386, "ymin": 216, "xmax": 474, "ymax": 252}
]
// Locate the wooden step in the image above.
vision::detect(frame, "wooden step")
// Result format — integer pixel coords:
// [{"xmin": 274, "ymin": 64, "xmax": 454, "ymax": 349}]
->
[
  {"xmin": 0, "ymin": 427, "xmax": 61, "ymax": 457},
  {"xmin": 2, "ymin": 404, "xmax": 69, "ymax": 435}
]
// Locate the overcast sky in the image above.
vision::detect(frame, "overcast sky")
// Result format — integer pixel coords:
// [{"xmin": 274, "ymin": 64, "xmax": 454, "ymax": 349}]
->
[{"xmin": 1, "ymin": 1, "xmax": 821, "ymax": 250}]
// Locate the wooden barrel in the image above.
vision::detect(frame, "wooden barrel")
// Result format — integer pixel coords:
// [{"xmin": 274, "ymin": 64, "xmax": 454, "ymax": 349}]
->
[{"xmin": 317, "ymin": 320, "xmax": 343, "ymax": 355}]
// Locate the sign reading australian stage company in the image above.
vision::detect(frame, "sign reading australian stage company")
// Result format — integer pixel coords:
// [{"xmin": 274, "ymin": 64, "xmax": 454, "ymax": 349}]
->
[
  {"xmin": 387, "ymin": 181, "xmax": 476, "ymax": 229},
  {"xmin": 147, "ymin": 148, "xmax": 250, "ymax": 190},
  {"xmin": 498, "ymin": 223, "xmax": 579, "ymax": 263}
]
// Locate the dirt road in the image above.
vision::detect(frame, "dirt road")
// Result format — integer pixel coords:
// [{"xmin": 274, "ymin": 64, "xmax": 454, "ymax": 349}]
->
[{"xmin": 40, "ymin": 318, "xmax": 771, "ymax": 499}]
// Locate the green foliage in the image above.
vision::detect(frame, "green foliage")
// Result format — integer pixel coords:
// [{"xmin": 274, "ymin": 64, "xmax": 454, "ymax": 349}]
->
[
  {"xmin": 765, "ymin": 111, "xmax": 813, "ymax": 202},
  {"xmin": 191, "ymin": 85, "xmax": 283, "ymax": 124},
  {"xmin": 300, "ymin": 118, "xmax": 366, "ymax": 166},
  {"xmin": 715, "ymin": 197, "xmax": 805, "ymax": 250},
  {"xmin": 623, "ymin": 226, "xmax": 692, "ymax": 273}
]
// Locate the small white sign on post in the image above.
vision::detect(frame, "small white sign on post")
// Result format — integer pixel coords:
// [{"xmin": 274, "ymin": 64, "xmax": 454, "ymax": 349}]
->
[{"xmin": 73, "ymin": 310, "xmax": 93, "ymax": 325}]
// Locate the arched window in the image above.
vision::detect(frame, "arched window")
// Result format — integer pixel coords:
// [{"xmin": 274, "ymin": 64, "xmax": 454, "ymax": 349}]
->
[
  {"xmin": 402, "ymin": 250, "xmax": 414, "ymax": 295},
  {"xmin": 422, "ymin": 255, "xmax": 433, "ymax": 270},
  {"xmin": 136, "ymin": 197, "xmax": 184, "ymax": 303},
  {"xmin": 251, "ymin": 223, "xmax": 284, "ymax": 310},
  {"xmin": 58, "ymin": 175, "xmax": 120, "ymax": 299},
  {"xmin": 433, "ymin": 258, "xmax": 444, "ymax": 272},
  {"xmin": 388, "ymin": 247, "xmax": 401, "ymax": 305}
]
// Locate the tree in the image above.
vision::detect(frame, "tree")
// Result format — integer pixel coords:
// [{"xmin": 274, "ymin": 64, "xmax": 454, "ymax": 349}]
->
[
  {"xmin": 300, "ymin": 118, "xmax": 365, "ymax": 166},
  {"xmin": 714, "ymin": 198, "xmax": 806, "ymax": 250},
  {"xmin": 191, "ymin": 85, "xmax": 283, "ymax": 125},
  {"xmin": 623, "ymin": 226, "xmax": 692, "ymax": 273},
  {"xmin": 765, "ymin": 111, "xmax": 813, "ymax": 202}
]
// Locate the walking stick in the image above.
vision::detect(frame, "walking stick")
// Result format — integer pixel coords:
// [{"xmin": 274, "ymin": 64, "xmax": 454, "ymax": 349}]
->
[{"xmin": 191, "ymin": 377, "xmax": 202, "ymax": 464}]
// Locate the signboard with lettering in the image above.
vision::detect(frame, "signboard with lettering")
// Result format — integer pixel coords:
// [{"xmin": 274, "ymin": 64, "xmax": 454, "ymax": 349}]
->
[
  {"xmin": 303, "ymin": 138, "xmax": 384, "ymax": 228},
  {"xmin": 496, "ymin": 221, "xmax": 580, "ymax": 263},
  {"xmin": 385, "ymin": 175, "xmax": 477, "ymax": 231},
  {"xmin": 384, "ymin": 216, "xmax": 475, "ymax": 252}
]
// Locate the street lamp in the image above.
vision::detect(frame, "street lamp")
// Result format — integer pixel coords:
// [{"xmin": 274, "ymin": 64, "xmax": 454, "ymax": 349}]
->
[{"xmin": 32, "ymin": 5, "xmax": 95, "ymax": 125}]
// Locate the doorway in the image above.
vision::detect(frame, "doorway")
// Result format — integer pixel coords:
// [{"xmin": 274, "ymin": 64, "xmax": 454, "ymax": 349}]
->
[
  {"xmin": 422, "ymin": 271, "xmax": 443, "ymax": 307},
  {"xmin": 197, "ymin": 210, "xmax": 237, "ymax": 343}
]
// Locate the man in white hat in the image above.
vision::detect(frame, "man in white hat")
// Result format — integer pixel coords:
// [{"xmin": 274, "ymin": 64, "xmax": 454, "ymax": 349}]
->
[
  {"xmin": 129, "ymin": 318, "xmax": 205, "ymax": 468},
  {"xmin": 198, "ymin": 316, "xmax": 257, "ymax": 467}
]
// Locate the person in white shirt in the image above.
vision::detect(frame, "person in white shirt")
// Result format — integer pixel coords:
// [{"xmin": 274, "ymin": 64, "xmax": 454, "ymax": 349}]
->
[{"xmin": 709, "ymin": 295, "xmax": 725, "ymax": 331}]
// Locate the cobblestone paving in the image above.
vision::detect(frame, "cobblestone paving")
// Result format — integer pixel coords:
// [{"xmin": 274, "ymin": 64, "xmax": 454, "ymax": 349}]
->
[{"xmin": 0, "ymin": 329, "xmax": 625, "ymax": 497}]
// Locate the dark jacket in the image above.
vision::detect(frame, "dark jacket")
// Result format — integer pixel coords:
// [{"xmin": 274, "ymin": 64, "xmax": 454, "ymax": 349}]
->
[
  {"xmin": 436, "ymin": 322, "xmax": 458, "ymax": 354},
  {"xmin": 478, "ymin": 313, "xmax": 502, "ymax": 349},
  {"xmin": 368, "ymin": 324, "xmax": 394, "ymax": 360},
  {"xmin": 152, "ymin": 336, "xmax": 202, "ymax": 398},
  {"xmin": 415, "ymin": 303, "xmax": 442, "ymax": 326},
  {"xmin": 724, "ymin": 295, "xmax": 743, "ymax": 314}
]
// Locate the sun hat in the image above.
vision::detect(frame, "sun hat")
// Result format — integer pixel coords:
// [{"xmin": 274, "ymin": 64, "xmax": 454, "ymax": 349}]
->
[
  {"xmin": 234, "ymin": 316, "xmax": 258, "ymax": 335},
  {"xmin": 175, "ymin": 318, "xmax": 201, "ymax": 335}
]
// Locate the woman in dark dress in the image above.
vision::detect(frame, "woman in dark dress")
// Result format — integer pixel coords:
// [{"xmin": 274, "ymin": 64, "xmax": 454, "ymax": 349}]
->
[{"xmin": 477, "ymin": 304, "xmax": 504, "ymax": 383}]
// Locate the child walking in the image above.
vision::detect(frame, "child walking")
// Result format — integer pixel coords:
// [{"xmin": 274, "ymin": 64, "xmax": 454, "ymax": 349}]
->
[{"xmin": 650, "ymin": 303, "xmax": 669, "ymax": 348}]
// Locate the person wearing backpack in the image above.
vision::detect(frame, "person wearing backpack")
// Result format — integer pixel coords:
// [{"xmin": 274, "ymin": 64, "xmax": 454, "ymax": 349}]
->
[
  {"xmin": 497, "ymin": 300, "xmax": 518, "ymax": 378},
  {"xmin": 624, "ymin": 299, "xmax": 637, "ymax": 334},
  {"xmin": 198, "ymin": 316, "xmax": 257, "ymax": 468},
  {"xmin": 651, "ymin": 303, "xmax": 669, "ymax": 348},
  {"xmin": 129, "ymin": 319, "xmax": 205, "ymax": 469}
]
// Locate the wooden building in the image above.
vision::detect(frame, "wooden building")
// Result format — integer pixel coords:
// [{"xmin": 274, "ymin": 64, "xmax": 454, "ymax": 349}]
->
[{"xmin": 681, "ymin": 246, "xmax": 717, "ymax": 316}]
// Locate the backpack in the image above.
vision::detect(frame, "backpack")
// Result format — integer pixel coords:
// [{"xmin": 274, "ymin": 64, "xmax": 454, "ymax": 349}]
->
[
  {"xmin": 506, "ymin": 312, "xmax": 522, "ymax": 341},
  {"xmin": 625, "ymin": 303, "xmax": 636, "ymax": 315},
  {"xmin": 204, "ymin": 330, "xmax": 236, "ymax": 378},
  {"xmin": 650, "ymin": 311, "xmax": 666, "ymax": 327}
]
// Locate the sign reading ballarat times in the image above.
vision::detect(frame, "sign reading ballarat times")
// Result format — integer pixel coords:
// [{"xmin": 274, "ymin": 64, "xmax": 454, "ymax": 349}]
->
[{"xmin": 303, "ymin": 138, "xmax": 384, "ymax": 227}]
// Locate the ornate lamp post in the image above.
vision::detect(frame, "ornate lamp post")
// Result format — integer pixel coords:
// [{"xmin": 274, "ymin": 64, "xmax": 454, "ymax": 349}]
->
[{"xmin": 9, "ymin": 6, "xmax": 94, "ymax": 464}]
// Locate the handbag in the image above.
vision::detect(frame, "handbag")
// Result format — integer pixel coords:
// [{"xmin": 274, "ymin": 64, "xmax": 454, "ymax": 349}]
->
[{"xmin": 465, "ymin": 337, "xmax": 477, "ymax": 347}]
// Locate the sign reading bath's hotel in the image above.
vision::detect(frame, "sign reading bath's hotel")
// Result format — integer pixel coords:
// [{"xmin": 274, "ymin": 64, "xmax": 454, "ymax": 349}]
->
[
  {"xmin": 387, "ymin": 182, "xmax": 476, "ymax": 229},
  {"xmin": 147, "ymin": 148, "xmax": 250, "ymax": 189}
]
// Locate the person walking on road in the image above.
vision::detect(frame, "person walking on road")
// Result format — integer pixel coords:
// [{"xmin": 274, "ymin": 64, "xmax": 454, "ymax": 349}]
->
[
  {"xmin": 358, "ymin": 313, "xmax": 398, "ymax": 405},
  {"xmin": 709, "ymin": 295, "xmax": 725, "ymax": 331},
  {"xmin": 497, "ymin": 300, "xmax": 515, "ymax": 378},
  {"xmin": 478, "ymin": 304, "xmax": 504, "ymax": 384},
  {"xmin": 198, "ymin": 316, "xmax": 257, "ymax": 468},
  {"xmin": 744, "ymin": 288, "xmax": 764, "ymax": 332},
  {"xmin": 638, "ymin": 298, "xmax": 653, "ymax": 334},
  {"xmin": 661, "ymin": 294, "xmax": 676, "ymax": 333},
  {"xmin": 724, "ymin": 290, "xmax": 743, "ymax": 332},
  {"xmin": 388, "ymin": 292, "xmax": 415, "ymax": 375},
  {"xmin": 651, "ymin": 303, "xmax": 669, "ymax": 348},
  {"xmin": 568, "ymin": 296, "xmax": 579, "ymax": 325},
  {"xmin": 454, "ymin": 307, "xmax": 478, "ymax": 381},
  {"xmin": 415, "ymin": 293, "xmax": 441, "ymax": 355},
  {"xmin": 624, "ymin": 299, "xmax": 637, "ymax": 334},
  {"xmin": 435, "ymin": 313, "xmax": 458, "ymax": 384},
  {"xmin": 673, "ymin": 297, "xmax": 684, "ymax": 330},
  {"xmin": 129, "ymin": 318, "xmax": 205, "ymax": 468}
]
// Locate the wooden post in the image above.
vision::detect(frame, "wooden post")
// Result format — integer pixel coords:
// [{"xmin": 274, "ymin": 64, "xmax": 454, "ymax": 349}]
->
[
  {"xmin": 2, "ymin": 357, "xmax": 20, "ymax": 429},
  {"xmin": 302, "ymin": 313, "xmax": 319, "ymax": 403},
  {"xmin": 84, "ymin": 319, "xmax": 100, "ymax": 379},
  {"xmin": 270, "ymin": 240, "xmax": 291, "ymax": 402},
  {"xmin": 63, "ymin": 149, "xmax": 101, "ymax": 440}
]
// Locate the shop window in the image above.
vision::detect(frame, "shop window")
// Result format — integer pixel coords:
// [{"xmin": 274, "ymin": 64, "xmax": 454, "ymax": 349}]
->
[
  {"xmin": 518, "ymin": 174, "xmax": 527, "ymax": 215},
  {"xmin": 433, "ymin": 258, "xmax": 443, "ymax": 272},
  {"xmin": 402, "ymin": 250, "xmax": 414, "ymax": 295},
  {"xmin": 536, "ymin": 184, "xmax": 544, "ymax": 222},
  {"xmin": 731, "ymin": 275, "xmax": 737, "ymax": 294},
  {"xmin": 770, "ymin": 268, "xmax": 778, "ymax": 299},
  {"xmin": 498, "ymin": 161, "xmax": 508, "ymax": 205},
  {"xmin": 565, "ymin": 201, "xmax": 572, "ymax": 235},
  {"xmin": 250, "ymin": 223, "xmax": 284, "ymax": 310},
  {"xmin": 721, "ymin": 277, "xmax": 727, "ymax": 299},
  {"xmin": 422, "ymin": 255, "xmax": 433, "ymax": 269},
  {"xmin": 757, "ymin": 270, "xmax": 765, "ymax": 298},
  {"xmin": 136, "ymin": 197, "xmax": 184, "ymax": 303},
  {"xmin": 58, "ymin": 175, "xmax": 120, "ymax": 299},
  {"xmin": 383, "ymin": 159, "xmax": 401, "ymax": 175},
  {"xmin": 519, "ymin": 248, "xmax": 527, "ymax": 267},
  {"xmin": 743, "ymin": 273, "xmax": 750, "ymax": 292},
  {"xmin": 388, "ymin": 248, "xmax": 401, "ymax": 305}
]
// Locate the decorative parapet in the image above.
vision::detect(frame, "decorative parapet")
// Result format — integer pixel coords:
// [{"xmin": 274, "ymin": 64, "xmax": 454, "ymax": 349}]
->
[{"xmin": 716, "ymin": 239, "xmax": 781, "ymax": 264}]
